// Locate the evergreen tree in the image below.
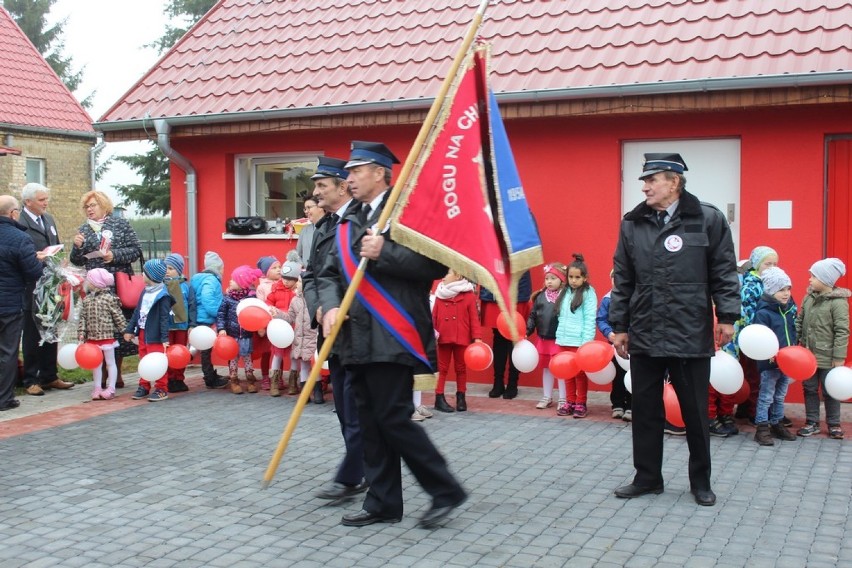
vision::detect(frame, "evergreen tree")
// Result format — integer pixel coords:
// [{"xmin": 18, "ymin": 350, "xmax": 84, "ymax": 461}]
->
[{"xmin": 116, "ymin": 0, "xmax": 217, "ymax": 214}]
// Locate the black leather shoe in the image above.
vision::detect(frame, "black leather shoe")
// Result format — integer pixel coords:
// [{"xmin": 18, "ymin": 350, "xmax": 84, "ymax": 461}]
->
[
  {"xmin": 418, "ymin": 493, "xmax": 468, "ymax": 529},
  {"xmin": 0, "ymin": 399, "xmax": 21, "ymax": 411},
  {"xmin": 692, "ymin": 488, "xmax": 716, "ymax": 506},
  {"xmin": 614, "ymin": 483, "xmax": 664, "ymax": 499},
  {"xmin": 341, "ymin": 509, "xmax": 400, "ymax": 527},
  {"xmin": 315, "ymin": 481, "xmax": 369, "ymax": 501}
]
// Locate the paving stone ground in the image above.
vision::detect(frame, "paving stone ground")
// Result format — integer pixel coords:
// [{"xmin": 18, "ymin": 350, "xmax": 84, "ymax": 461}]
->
[{"xmin": 1, "ymin": 370, "xmax": 851, "ymax": 567}]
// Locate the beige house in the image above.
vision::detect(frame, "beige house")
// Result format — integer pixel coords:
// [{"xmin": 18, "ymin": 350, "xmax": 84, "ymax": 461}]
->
[{"xmin": 0, "ymin": 6, "xmax": 96, "ymax": 244}]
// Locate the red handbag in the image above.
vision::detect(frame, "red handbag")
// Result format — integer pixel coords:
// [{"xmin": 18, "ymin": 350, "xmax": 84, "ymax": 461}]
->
[{"xmin": 115, "ymin": 259, "xmax": 146, "ymax": 309}]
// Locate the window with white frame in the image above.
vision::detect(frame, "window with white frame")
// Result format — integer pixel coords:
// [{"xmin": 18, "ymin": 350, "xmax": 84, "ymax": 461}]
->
[
  {"xmin": 235, "ymin": 154, "xmax": 317, "ymax": 222},
  {"xmin": 26, "ymin": 157, "xmax": 45, "ymax": 183}
]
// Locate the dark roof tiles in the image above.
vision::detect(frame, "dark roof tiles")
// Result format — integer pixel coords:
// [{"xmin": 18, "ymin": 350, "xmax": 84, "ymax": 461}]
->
[{"xmin": 100, "ymin": 0, "xmax": 852, "ymax": 124}]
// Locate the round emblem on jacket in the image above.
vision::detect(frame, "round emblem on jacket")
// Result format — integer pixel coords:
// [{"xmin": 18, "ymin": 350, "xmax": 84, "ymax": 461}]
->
[
  {"xmin": 102, "ymin": 229, "xmax": 113, "ymax": 240},
  {"xmin": 664, "ymin": 235, "xmax": 683, "ymax": 252}
]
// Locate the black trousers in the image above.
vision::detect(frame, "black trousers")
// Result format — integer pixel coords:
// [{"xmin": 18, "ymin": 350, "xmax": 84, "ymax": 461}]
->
[
  {"xmin": 609, "ymin": 356, "xmax": 632, "ymax": 410},
  {"xmin": 329, "ymin": 356, "xmax": 365, "ymax": 486},
  {"xmin": 21, "ymin": 309, "xmax": 58, "ymax": 387},
  {"xmin": 629, "ymin": 355, "xmax": 712, "ymax": 492},
  {"xmin": 492, "ymin": 330, "xmax": 519, "ymax": 385},
  {"xmin": 1, "ymin": 313, "xmax": 24, "ymax": 405},
  {"xmin": 349, "ymin": 362, "xmax": 466, "ymax": 518}
]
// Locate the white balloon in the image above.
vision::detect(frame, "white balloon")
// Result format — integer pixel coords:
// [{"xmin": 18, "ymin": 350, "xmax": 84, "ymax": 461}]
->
[
  {"xmin": 738, "ymin": 324, "xmax": 780, "ymax": 360},
  {"xmin": 624, "ymin": 370, "xmax": 632, "ymax": 394},
  {"xmin": 189, "ymin": 326, "xmax": 217, "ymax": 351},
  {"xmin": 267, "ymin": 319, "xmax": 295, "ymax": 348},
  {"xmin": 189, "ymin": 346, "xmax": 198, "ymax": 357},
  {"xmin": 587, "ymin": 361, "xmax": 616, "ymax": 385},
  {"xmin": 236, "ymin": 298, "xmax": 269, "ymax": 316},
  {"xmin": 615, "ymin": 352, "xmax": 630, "ymax": 372},
  {"xmin": 511, "ymin": 339, "xmax": 539, "ymax": 373},
  {"xmin": 825, "ymin": 366, "xmax": 852, "ymax": 401},
  {"xmin": 138, "ymin": 352, "xmax": 169, "ymax": 381},
  {"xmin": 710, "ymin": 350, "xmax": 745, "ymax": 394},
  {"xmin": 57, "ymin": 343, "xmax": 79, "ymax": 370}
]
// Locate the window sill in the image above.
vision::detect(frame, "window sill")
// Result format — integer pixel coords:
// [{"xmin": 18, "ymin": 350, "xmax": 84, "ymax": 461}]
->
[{"xmin": 221, "ymin": 232, "xmax": 299, "ymax": 240}]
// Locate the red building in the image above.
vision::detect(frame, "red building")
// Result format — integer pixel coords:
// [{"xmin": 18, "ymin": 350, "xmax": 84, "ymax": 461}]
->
[{"xmin": 96, "ymin": 1, "xmax": 852, "ymax": 389}]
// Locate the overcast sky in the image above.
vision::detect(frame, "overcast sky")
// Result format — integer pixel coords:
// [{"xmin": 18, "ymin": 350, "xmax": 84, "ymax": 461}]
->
[{"xmin": 50, "ymin": 0, "xmax": 174, "ymax": 214}]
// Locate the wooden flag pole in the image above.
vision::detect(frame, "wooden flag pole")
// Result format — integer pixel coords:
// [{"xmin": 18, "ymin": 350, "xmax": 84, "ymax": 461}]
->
[{"xmin": 261, "ymin": 0, "xmax": 491, "ymax": 488}]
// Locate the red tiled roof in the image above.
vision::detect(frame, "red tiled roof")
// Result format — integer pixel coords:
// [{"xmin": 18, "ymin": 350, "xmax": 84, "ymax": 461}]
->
[
  {"xmin": 0, "ymin": 7, "xmax": 94, "ymax": 135},
  {"xmin": 99, "ymin": 0, "xmax": 852, "ymax": 126}
]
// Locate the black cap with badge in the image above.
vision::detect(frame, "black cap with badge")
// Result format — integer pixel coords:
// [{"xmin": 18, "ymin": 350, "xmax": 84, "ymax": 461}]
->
[
  {"xmin": 344, "ymin": 141, "xmax": 401, "ymax": 170},
  {"xmin": 639, "ymin": 153, "xmax": 688, "ymax": 180}
]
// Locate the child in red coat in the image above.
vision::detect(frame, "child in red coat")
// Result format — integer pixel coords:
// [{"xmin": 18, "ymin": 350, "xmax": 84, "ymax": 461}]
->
[{"xmin": 432, "ymin": 269, "xmax": 481, "ymax": 412}]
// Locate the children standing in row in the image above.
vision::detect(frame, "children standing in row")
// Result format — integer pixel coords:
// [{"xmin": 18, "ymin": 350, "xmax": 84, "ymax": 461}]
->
[
  {"xmin": 124, "ymin": 259, "xmax": 174, "ymax": 402},
  {"xmin": 752, "ymin": 267, "xmax": 798, "ymax": 445},
  {"xmin": 554, "ymin": 254, "xmax": 597, "ymax": 418},
  {"xmin": 432, "ymin": 269, "xmax": 481, "ymax": 413},
  {"xmin": 527, "ymin": 263, "xmax": 568, "ymax": 410},
  {"xmin": 796, "ymin": 258, "xmax": 850, "ymax": 439},
  {"xmin": 164, "ymin": 253, "xmax": 190, "ymax": 393},
  {"xmin": 78, "ymin": 268, "xmax": 126, "ymax": 400},
  {"xmin": 218, "ymin": 265, "xmax": 263, "ymax": 394}
]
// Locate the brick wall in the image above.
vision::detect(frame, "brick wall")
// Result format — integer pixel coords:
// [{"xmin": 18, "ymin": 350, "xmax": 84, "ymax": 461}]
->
[{"xmin": 0, "ymin": 131, "xmax": 94, "ymax": 245}]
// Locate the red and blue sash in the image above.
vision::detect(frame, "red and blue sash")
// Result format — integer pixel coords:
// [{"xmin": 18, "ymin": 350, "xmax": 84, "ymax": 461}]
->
[{"xmin": 337, "ymin": 223, "xmax": 432, "ymax": 369}]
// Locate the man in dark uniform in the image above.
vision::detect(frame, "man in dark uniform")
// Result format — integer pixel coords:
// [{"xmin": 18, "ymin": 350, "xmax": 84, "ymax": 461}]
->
[
  {"xmin": 609, "ymin": 153, "xmax": 740, "ymax": 506},
  {"xmin": 19, "ymin": 183, "xmax": 74, "ymax": 395},
  {"xmin": 317, "ymin": 141, "xmax": 467, "ymax": 528},
  {"xmin": 302, "ymin": 156, "xmax": 368, "ymax": 502}
]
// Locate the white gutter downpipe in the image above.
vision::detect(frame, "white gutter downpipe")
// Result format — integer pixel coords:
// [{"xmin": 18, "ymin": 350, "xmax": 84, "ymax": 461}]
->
[
  {"xmin": 89, "ymin": 135, "xmax": 105, "ymax": 189},
  {"xmin": 154, "ymin": 119, "xmax": 198, "ymax": 275}
]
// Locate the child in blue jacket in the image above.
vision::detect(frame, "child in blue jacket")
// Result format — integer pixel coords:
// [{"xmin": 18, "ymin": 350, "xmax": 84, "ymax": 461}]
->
[
  {"xmin": 189, "ymin": 251, "xmax": 227, "ymax": 389},
  {"xmin": 752, "ymin": 267, "xmax": 798, "ymax": 445},
  {"xmin": 124, "ymin": 259, "xmax": 175, "ymax": 402}
]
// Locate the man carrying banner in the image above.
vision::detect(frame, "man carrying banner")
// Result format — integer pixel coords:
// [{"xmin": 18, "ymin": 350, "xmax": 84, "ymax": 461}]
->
[
  {"xmin": 302, "ymin": 156, "xmax": 368, "ymax": 503},
  {"xmin": 318, "ymin": 141, "xmax": 467, "ymax": 528}
]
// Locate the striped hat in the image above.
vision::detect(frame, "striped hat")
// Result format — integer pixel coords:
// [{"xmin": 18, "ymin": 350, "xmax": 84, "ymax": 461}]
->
[{"xmin": 143, "ymin": 259, "xmax": 167, "ymax": 283}]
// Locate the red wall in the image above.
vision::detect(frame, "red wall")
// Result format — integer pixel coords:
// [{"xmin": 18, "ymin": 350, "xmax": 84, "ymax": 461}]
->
[{"xmin": 167, "ymin": 104, "xmax": 852, "ymax": 394}]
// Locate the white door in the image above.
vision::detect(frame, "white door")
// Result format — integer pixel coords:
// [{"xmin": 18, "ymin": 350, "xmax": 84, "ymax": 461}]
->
[{"xmin": 622, "ymin": 139, "xmax": 741, "ymax": 257}]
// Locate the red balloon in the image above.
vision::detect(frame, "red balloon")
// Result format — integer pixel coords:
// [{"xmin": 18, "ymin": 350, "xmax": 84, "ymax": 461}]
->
[
  {"xmin": 238, "ymin": 306, "xmax": 271, "ymax": 332},
  {"xmin": 775, "ymin": 345, "xmax": 817, "ymax": 381},
  {"xmin": 213, "ymin": 335, "xmax": 240, "ymax": 360},
  {"xmin": 496, "ymin": 311, "xmax": 525, "ymax": 340},
  {"xmin": 75, "ymin": 343, "xmax": 104, "ymax": 370},
  {"xmin": 464, "ymin": 342, "xmax": 493, "ymax": 371},
  {"xmin": 576, "ymin": 340, "xmax": 613, "ymax": 373},
  {"xmin": 732, "ymin": 378, "xmax": 750, "ymax": 405},
  {"xmin": 549, "ymin": 351, "xmax": 579, "ymax": 379},
  {"xmin": 663, "ymin": 382, "xmax": 685, "ymax": 427},
  {"xmin": 167, "ymin": 344, "xmax": 192, "ymax": 369}
]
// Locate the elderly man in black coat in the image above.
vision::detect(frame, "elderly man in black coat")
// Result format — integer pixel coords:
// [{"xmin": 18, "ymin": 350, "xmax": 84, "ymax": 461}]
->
[
  {"xmin": 0, "ymin": 195, "xmax": 44, "ymax": 411},
  {"xmin": 609, "ymin": 153, "xmax": 740, "ymax": 507},
  {"xmin": 318, "ymin": 141, "xmax": 467, "ymax": 528}
]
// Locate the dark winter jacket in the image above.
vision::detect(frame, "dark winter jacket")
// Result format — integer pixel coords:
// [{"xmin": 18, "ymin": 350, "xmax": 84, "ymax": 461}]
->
[
  {"xmin": 610, "ymin": 189, "xmax": 740, "ymax": 357},
  {"xmin": 480, "ymin": 271, "xmax": 532, "ymax": 304},
  {"xmin": 216, "ymin": 292, "xmax": 255, "ymax": 339},
  {"xmin": 125, "ymin": 287, "xmax": 174, "ymax": 344},
  {"xmin": 0, "ymin": 216, "xmax": 44, "ymax": 315},
  {"xmin": 303, "ymin": 200, "xmax": 359, "ymax": 328},
  {"xmin": 753, "ymin": 294, "xmax": 797, "ymax": 372},
  {"xmin": 596, "ymin": 291, "xmax": 614, "ymax": 339},
  {"xmin": 316, "ymin": 193, "xmax": 446, "ymax": 372},
  {"xmin": 527, "ymin": 288, "xmax": 563, "ymax": 339},
  {"xmin": 69, "ymin": 215, "xmax": 142, "ymax": 276}
]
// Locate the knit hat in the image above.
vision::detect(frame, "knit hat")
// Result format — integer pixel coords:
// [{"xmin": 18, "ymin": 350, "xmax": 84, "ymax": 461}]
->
[
  {"xmin": 761, "ymin": 267, "xmax": 792, "ymax": 296},
  {"xmin": 810, "ymin": 258, "xmax": 846, "ymax": 288},
  {"xmin": 280, "ymin": 250, "xmax": 302, "ymax": 279},
  {"xmin": 257, "ymin": 256, "xmax": 279, "ymax": 276},
  {"xmin": 164, "ymin": 253, "xmax": 185, "ymax": 275},
  {"xmin": 232, "ymin": 265, "xmax": 262, "ymax": 289},
  {"xmin": 749, "ymin": 246, "xmax": 778, "ymax": 273},
  {"xmin": 143, "ymin": 259, "xmax": 167, "ymax": 283},
  {"xmin": 204, "ymin": 251, "xmax": 224, "ymax": 275},
  {"xmin": 86, "ymin": 268, "xmax": 114, "ymax": 289}
]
